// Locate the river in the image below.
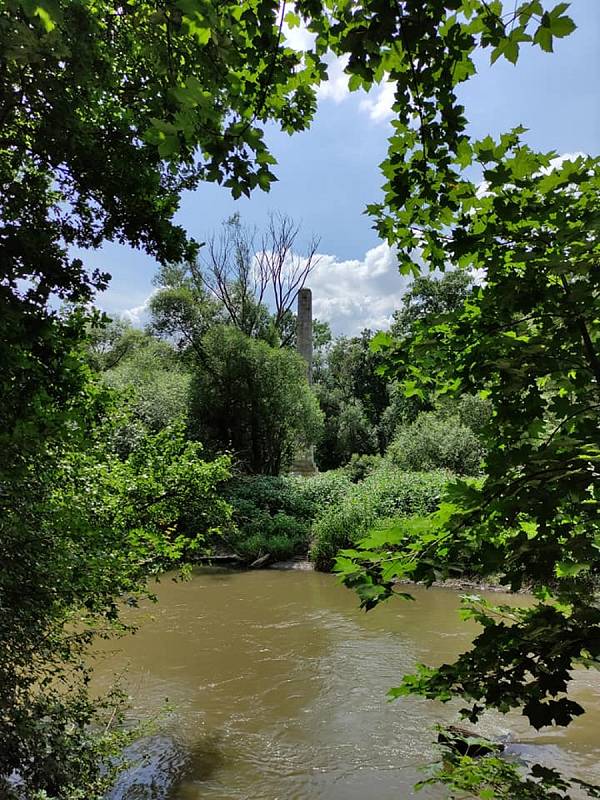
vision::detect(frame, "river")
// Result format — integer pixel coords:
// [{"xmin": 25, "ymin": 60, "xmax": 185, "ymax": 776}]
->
[{"xmin": 93, "ymin": 568, "xmax": 600, "ymax": 799}]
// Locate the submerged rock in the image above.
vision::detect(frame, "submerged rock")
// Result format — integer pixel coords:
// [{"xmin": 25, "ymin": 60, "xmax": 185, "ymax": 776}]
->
[
  {"xmin": 106, "ymin": 735, "xmax": 188, "ymax": 800},
  {"xmin": 438, "ymin": 725, "xmax": 504, "ymax": 758},
  {"xmin": 269, "ymin": 558, "xmax": 314, "ymax": 570}
]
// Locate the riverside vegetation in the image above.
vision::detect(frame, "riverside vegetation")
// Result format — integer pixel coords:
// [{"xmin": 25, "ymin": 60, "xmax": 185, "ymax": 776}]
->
[{"xmin": 2, "ymin": 2, "xmax": 599, "ymax": 799}]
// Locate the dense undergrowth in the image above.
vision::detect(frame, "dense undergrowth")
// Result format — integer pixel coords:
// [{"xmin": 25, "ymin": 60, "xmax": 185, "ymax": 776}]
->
[{"xmin": 221, "ymin": 463, "xmax": 450, "ymax": 569}]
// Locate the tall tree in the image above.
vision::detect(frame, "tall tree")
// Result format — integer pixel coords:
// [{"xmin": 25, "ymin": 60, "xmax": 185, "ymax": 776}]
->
[
  {"xmin": 390, "ymin": 270, "xmax": 473, "ymax": 339},
  {"xmin": 1, "ymin": 0, "xmax": 321, "ymax": 471},
  {"xmin": 314, "ymin": 330, "xmax": 388, "ymax": 468},
  {"xmin": 189, "ymin": 326, "xmax": 323, "ymax": 474},
  {"xmin": 199, "ymin": 212, "xmax": 320, "ymax": 343},
  {"xmin": 340, "ymin": 145, "xmax": 600, "ymax": 799}
]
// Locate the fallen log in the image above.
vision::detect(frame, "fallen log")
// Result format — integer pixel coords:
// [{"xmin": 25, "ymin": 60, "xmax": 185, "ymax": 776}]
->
[{"xmin": 249, "ymin": 553, "xmax": 271, "ymax": 569}]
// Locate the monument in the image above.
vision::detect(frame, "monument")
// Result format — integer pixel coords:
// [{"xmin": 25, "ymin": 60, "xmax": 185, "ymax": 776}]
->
[
  {"xmin": 297, "ymin": 287, "xmax": 313, "ymax": 384},
  {"xmin": 290, "ymin": 288, "xmax": 318, "ymax": 476}
]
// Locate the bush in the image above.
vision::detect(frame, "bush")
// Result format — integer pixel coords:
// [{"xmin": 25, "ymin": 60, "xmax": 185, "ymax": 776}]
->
[
  {"xmin": 224, "ymin": 475, "xmax": 314, "ymax": 563},
  {"xmin": 0, "ymin": 419, "xmax": 231, "ymax": 797},
  {"xmin": 103, "ymin": 337, "xmax": 191, "ymax": 449},
  {"xmin": 226, "ymin": 475, "xmax": 316, "ymax": 521},
  {"xmin": 341, "ymin": 453, "xmax": 384, "ymax": 483},
  {"xmin": 223, "ymin": 471, "xmax": 355, "ymax": 564},
  {"xmin": 387, "ymin": 410, "xmax": 484, "ymax": 475},
  {"xmin": 310, "ymin": 464, "xmax": 449, "ymax": 570},
  {"xmin": 456, "ymin": 393, "xmax": 493, "ymax": 434},
  {"xmin": 227, "ymin": 513, "xmax": 309, "ymax": 563},
  {"xmin": 297, "ymin": 470, "xmax": 354, "ymax": 511}
]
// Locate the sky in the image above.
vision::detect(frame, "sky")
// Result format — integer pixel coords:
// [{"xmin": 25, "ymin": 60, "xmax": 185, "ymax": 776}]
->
[{"xmin": 89, "ymin": 0, "xmax": 600, "ymax": 336}]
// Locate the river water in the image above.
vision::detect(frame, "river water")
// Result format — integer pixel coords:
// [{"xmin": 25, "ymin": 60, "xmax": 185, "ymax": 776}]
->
[{"xmin": 93, "ymin": 568, "xmax": 600, "ymax": 800}]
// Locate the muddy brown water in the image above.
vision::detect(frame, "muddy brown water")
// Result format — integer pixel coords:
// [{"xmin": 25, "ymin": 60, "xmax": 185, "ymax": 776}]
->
[{"xmin": 93, "ymin": 568, "xmax": 600, "ymax": 800}]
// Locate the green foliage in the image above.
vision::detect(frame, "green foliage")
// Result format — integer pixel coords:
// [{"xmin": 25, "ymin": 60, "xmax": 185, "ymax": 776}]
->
[
  {"xmin": 306, "ymin": 1, "xmax": 576, "ymax": 271},
  {"xmin": 0, "ymin": 412, "xmax": 231, "ymax": 798},
  {"xmin": 456, "ymin": 393, "xmax": 493, "ymax": 435},
  {"xmin": 338, "ymin": 147, "xmax": 600, "ymax": 797},
  {"xmin": 379, "ymin": 380, "xmax": 425, "ymax": 445},
  {"xmin": 226, "ymin": 474, "xmax": 317, "ymax": 523},
  {"xmin": 0, "ymin": 1, "xmax": 588, "ymax": 797},
  {"xmin": 227, "ymin": 514, "xmax": 310, "ymax": 563},
  {"xmin": 341, "ymin": 453, "xmax": 384, "ymax": 483},
  {"xmin": 190, "ymin": 326, "xmax": 323, "ymax": 474},
  {"xmin": 0, "ymin": 3, "xmax": 320, "ymax": 790},
  {"xmin": 223, "ymin": 472, "xmax": 352, "ymax": 562},
  {"xmin": 387, "ymin": 409, "xmax": 485, "ymax": 475},
  {"xmin": 148, "ymin": 263, "xmax": 222, "ymax": 354},
  {"xmin": 391, "ymin": 271, "xmax": 473, "ymax": 339},
  {"xmin": 297, "ymin": 469, "xmax": 354, "ymax": 511},
  {"xmin": 311, "ymin": 465, "xmax": 448, "ymax": 570},
  {"xmin": 86, "ymin": 318, "xmax": 149, "ymax": 373},
  {"xmin": 419, "ymin": 744, "xmax": 600, "ymax": 800},
  {"xmin": 334, "ymin": 398, "xmax": 380, "ymax": 460},
  {"xmin": 314, "ymin": 330, "xmax": 389, "ymax": 469},
  {"xmin": 102, "ymin": 333, "xmax": 192, "ymax": 453},
  {"xmin": 305, "ymin": 4, "xmax": 596, "ymax": 792}
]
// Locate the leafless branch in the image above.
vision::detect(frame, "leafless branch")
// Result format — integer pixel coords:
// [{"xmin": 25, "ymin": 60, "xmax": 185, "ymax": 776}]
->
[{"xmin": 198, "ymin": 212, "xmax": 320, "ymax": 342}]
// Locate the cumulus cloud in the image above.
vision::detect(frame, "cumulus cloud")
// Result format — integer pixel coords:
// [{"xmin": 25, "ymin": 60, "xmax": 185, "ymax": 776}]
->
[
  {"xmin": 282, "ymin": 18, "xmax": 315, "ymax": 52},
  {"xmin": 120, "ymin": 293, "xmax": 154, "ymax": 327},
  {"xmin": 116, "ymin": 244, "xmax": 410, "ymax": 337},
  {"xmin": 317, "ymin": 55, "xmax": 351, "ymax": 103},
  {"xmin": 360, "ymin": 82, "xmax": 395, "ymax": 123},
  {"xmin": 282, "ymin": 17, "xmax": 350, "ymax": 103},
  {"xmin": 309, "ymin": 243, "xmax": 410, "ymax": 335},
  {"xmin": 282, "ymin": 15, "xmax": 394, "ymax": 121}
]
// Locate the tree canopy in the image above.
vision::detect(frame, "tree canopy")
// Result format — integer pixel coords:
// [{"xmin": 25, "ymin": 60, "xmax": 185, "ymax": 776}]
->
[{"xmin": 2, "ymin": 1, "xmax": 597, "ymax": 798}]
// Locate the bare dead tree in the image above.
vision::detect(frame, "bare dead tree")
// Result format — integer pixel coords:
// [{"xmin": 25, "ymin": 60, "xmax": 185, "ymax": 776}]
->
[
  {"xmin": 197, "ymin": 212, "xmax": 320, "ymax": 343},
  {"xmin": 256, "ymin": 212, "xmax": 320, "ymax": 343}
]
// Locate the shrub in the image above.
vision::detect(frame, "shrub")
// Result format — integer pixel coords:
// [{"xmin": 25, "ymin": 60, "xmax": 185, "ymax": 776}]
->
[
  {"xmin": 297, "ymin": 470, "xmax": 354, "ymax": 511},
  {"xmin": 456, "ymin": 393, "xmax": 493, "ymax": 434},
  {"xmin": 387, "ymin": 410, "xmax": 484, "ymax": 475},
  {"xmin": 341, "ymin": 453, "xmax": 384, "ymax": 483},
  {"xmin": 103, "ymin": 337, "xmax": 191, "ymax": 451},
  {"xmin": 224, "ymin": 475, "xmax": 314, "ymax": 564},
  {"xmin": 310, "ymin": 464, "xmax": 449, "ymax": 570},
  {"xmin": 225, "ymin": 475, "xmax": 316, "ymax": 521},
  {"xmin": 223, "ymin": 471, "xmax": 355, "ymax": 564},
  {"xmin": 227, "ymin": 513, "xmax": 310, "ymax": 563}
]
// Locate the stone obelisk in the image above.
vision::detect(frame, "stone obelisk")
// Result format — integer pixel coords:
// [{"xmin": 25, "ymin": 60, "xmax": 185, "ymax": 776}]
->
[
  {"xmin": 297, "ymin": 288, "xmax": 313, "ymax": 384},
  {"xmin": 290, "ymin": 288, "xmax": 318, "ymax": 476}
]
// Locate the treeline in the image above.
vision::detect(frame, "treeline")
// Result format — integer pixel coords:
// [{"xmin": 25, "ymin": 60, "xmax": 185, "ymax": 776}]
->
[
  {"xmin": 92, "ymin": 228, "xmax": 488, "ymax": 478},
  {"xmin": 85, "ymin": 230, "xmax": 490, "ymax": 570}
]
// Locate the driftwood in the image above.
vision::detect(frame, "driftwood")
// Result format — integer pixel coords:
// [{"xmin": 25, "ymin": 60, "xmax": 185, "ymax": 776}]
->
[
  {"xmin": 195, "ymin": 554, "xmax": 242, "ymax": 564},
  {"xmin": 249, "ymin": 553, "xmax": 271, "ymax": 569}
]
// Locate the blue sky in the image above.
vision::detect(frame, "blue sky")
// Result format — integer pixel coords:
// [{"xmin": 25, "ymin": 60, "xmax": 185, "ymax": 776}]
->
[{"xmin": 91, "ymin": 0, "xmax": 599, "ymax": 335}]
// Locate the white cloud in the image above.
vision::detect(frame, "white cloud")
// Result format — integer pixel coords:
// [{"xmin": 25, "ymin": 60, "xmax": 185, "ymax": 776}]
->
[
  {"xmin": 309, "ymin": 242, "xmax": 410, "ymax": 335},
  {"xmin": 360, "ymin": 82, "xmax": 395, "ymax": 123},
  {"xmin": 115, "ymin": 244, "xmax": 410, "ymax": 337},
  {"xmin": 120, "ymin": 293, "xmax": 154, "ymax": 327},
  {"xmin": 282, "ymin": 19, "xmax": 315, "ymax": 52},
  {"xmin": 282, "ymin": 17, "xmax": 350, "ymax": 103},
  {"xmin": 282, "ymin": 15, "xmax": 394, "ymax": 121},
  {"xmin": 317, "ymin": 55, "xmax": 351, "ymax": 103}
]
